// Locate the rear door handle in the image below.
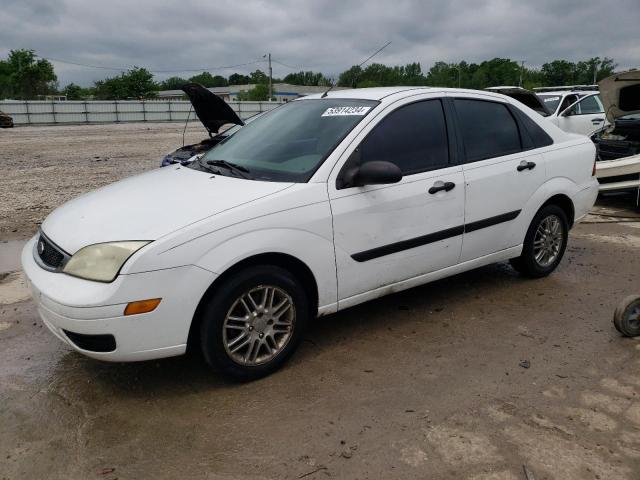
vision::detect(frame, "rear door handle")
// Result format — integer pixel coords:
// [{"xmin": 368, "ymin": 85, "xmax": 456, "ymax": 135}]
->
[
  {"xmin": 592, "ymin": 118, "xmax": 604, "ymax": 123},
  {"xmin": 429, "ymin": 181, "xmax": 455, "ymax": 194},
  {"xmin": 517, "ymin": 161, "xmax": 536, "ymax": 172}
]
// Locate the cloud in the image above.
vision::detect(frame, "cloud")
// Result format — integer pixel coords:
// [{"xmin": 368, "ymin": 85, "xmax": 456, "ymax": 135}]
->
[{"xmin": 0, "ymin": 0, "xmax": 638, "ymax": 86}]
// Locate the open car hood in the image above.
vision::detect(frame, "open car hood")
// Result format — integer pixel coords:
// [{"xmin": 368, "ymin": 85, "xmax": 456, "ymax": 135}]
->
[
  {"xmin": 182, "ymin": 83, "xmax": 244, "ymax": 135},
  {"xmin": 485, "ymin": 87, "xmax": 551, "ymax": 116},
  {"xmin": 599, "ymin": 70, "xmax": 640, "ymax": 122}
]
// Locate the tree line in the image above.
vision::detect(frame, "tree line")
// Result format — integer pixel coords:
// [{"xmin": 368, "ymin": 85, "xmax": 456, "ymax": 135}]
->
[{"xmin": 0, "ymin": 49, "xmax": 621, "ymax": 101}]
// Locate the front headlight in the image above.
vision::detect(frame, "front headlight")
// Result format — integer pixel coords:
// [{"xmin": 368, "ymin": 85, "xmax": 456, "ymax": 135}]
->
[{"xmin": 63, "ymin": 241, "xmax": 150, "ymax": 282}]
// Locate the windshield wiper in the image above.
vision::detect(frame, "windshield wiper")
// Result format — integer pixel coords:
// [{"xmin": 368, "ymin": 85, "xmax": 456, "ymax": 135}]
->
[{"xmin": 206, "ymin": 159, "xmax": 253, "ymax": 179}]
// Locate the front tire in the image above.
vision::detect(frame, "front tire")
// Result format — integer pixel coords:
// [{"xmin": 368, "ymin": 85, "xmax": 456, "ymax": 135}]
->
[
  {"xmin": 199, "ymin": 265, "xmax": 310, "ymax": 381},
  {"xmin": 510, "ymin": 204, "xmax": 569, "ymax": 278}
]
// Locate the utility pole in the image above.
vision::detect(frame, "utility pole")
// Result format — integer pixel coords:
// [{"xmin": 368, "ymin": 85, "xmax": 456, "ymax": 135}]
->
[
  {"xmin": 519, "ymin": 60, "xmax": 525, "ymax": 87},
  {"xmin": 267, "ymin": 53, "xmax": 273, "ymax": 101},
  {"xmin": 592, "ymin": 61, "xmax": 598, "ymax": 85}
]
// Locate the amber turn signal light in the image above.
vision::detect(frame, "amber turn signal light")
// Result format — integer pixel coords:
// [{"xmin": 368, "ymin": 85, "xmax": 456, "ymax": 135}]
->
[{"xmin": 124, "ymin": 298, "xmax": 161, "ymax": 316}]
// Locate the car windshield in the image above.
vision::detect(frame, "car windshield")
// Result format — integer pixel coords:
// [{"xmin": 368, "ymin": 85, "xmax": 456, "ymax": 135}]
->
[
  {"xmin": 538, "ymin": 94, "xmax": 562, "ymax": 112},
  {"xmin": 196, "ymin": 99, "xmax": 378, "ymax": 182}
]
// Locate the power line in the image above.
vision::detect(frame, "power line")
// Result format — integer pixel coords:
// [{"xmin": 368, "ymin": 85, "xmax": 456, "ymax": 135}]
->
[{"xmin": 36, "ymin": 55, "xmax": 264, "ymax": 74}]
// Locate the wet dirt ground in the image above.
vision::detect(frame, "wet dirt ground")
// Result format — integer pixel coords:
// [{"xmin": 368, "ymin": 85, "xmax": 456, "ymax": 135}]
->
[{"xmin": 1, "ymin": 124, "xmax": 640, "ymax": 479}]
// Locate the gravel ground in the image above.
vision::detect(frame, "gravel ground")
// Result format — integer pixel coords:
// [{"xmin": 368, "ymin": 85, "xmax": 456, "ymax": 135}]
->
[
  {"xmin": 0, "ymin": 122, "xmax": 208, "ymax": 240},
  {"xmin": 1, "ymin": 123, "xmax": 640, "ymax": 479}
]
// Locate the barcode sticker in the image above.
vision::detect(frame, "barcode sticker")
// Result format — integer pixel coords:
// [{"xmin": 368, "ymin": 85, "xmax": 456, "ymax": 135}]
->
[{"xmin": 322, "ymin": 106, "xmax": 371, "ymax": 117}]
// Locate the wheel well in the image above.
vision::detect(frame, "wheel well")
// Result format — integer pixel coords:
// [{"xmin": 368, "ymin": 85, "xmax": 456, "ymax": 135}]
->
[
  {"xmin": 187, "ymin": 253, "xmax": 319, "ymax": 351},
  {"xmin": 541, "ymin": 194, "xmax": 575, "ymax": 228}
]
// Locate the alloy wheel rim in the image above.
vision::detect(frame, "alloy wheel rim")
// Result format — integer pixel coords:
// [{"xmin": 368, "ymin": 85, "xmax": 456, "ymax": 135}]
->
[
  {"xmin": 222, "ymin": 285, "xmax": 295, "ymax": 366},
  {"xmin": 533, "ymin": 214, "xmax": 563, "ymax": 268},
  {"xmin": 627, "ymin": 305, "xmax": 640, "ymax": 330}
]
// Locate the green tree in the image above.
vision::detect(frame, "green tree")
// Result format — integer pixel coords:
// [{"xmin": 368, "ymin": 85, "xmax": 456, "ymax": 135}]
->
[
  {"xmin": 159, "ymin": 76, "xmax": 188, "ymax": 90},
  {"xmin": 61, "ymin": 83, "xmax": 84, "ymax": 100},
  {"xmin": 574, "ymin": 57, "xmax": 617, "ymax": 84},
  {"xmin": 337, "ymin": 65, "xmax": 363, "ymax": 87},
  {"xmin": 228, "ymin": 72, "xmax": 251, "ymax": 85},
  {"xmin": 94, "ymin": 67, "xmax": 157, "ymax": 99},
  {"xmin": 541, "ymin": 60, "xmax": 577, "ymax": 86},
  {"xmin": 187, "ymin": 72, "xmax": 228, "ymax": 87},
  {"xmin": 283, "ymin": 71, "xmax": 330, "ymax": 86},
  {"xmin": 0, "ymin": 49, "xmax": 57, "ymax": 99},
  {"xmin": 249, "ymin": 69, "xmax": 269, "ymax": 84},
  {"xmin": 236, "ymin": 84, "xmax": 272, "ymax": 101},
  {"xmin": 426, "ymin": 61, "xmax": 458, "ymax": 87}
]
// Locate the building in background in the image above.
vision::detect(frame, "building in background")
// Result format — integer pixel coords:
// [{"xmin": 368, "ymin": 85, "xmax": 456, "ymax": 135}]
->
[{"xmin": 157, "ymin": 83, "xmax": 346, "ymax": 102}]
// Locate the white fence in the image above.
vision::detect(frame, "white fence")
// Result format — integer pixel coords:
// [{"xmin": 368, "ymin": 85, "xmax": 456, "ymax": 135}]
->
[{"xmin": 0, "ymin": 100, "xmax": 281, "ymax": 125}]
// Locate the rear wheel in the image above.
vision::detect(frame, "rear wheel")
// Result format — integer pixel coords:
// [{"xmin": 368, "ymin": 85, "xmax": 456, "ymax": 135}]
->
[
  {"xmin": 510, "ymin": 204, "xmax": 569, "ymax": 277},
  {"xmin": 199, "ymin": 265, "xmax": 309, "ymax": 380}
]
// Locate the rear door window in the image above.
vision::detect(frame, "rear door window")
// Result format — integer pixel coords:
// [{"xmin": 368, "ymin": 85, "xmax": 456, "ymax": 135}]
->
[
  {"xmin": 359, "ymin": 100, "xmax": 449, "ymax": 175},
  {"xmin": 454, "ymin": 99, "xmax": 522, "ymax": 162}
]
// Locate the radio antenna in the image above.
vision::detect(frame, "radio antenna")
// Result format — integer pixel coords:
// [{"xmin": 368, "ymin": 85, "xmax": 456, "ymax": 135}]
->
[{"xmin": 321, "ymin": 40, "xmax": 392, "ymax": 98}]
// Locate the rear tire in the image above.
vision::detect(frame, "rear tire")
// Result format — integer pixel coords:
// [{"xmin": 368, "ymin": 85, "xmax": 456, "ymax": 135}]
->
[
  {"xmin": 199, "ymin": 265, "xmax": 310, "ymax": 381},
  {"xmin": 510, "ymin": 204, "xmax": 569, "ymax": 278}
]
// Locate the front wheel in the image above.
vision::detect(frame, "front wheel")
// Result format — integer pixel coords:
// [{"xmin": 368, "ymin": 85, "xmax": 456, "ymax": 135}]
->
[
  {"xmin": 510, "ymin": 205, "xmax": 569, "ymax": 278},
  {"xmin": 199, "ymin": 265, "xmax": 310, "ymax": 381}
]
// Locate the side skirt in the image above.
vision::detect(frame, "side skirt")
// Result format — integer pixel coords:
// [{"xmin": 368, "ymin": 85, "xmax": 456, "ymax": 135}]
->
[{"xmin": 337, "ymin": 245, "xmax": 523, "ymax": 312}]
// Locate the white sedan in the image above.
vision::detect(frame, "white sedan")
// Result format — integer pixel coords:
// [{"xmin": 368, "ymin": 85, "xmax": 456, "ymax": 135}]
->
[{"xmin": 22, "ymin": 87, "xmax": 599, "ymax": 379}]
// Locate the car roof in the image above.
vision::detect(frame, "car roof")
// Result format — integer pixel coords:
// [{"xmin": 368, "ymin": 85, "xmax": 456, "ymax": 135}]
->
[
  {"xmin": 537, "ymin": 90, "xmax": 598, "ymax": 96},
  {"xmin": 301, "ymin": 86, "xmax": 433, "ymax": 101},
  {"xmin": 301, "ymin": 86, "xmax": 542, "ymax": 102}
]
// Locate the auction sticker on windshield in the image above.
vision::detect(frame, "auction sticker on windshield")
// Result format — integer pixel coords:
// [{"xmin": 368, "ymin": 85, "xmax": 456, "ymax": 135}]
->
[{"xmin": 322, "ymin": 106, "xmax": 371, "ymax": 117}]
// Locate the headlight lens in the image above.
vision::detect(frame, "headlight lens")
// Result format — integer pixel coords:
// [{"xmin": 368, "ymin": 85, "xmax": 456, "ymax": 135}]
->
[{"xmin": 63, "ymin": 241, "xmax": 150, "ymax": 282}]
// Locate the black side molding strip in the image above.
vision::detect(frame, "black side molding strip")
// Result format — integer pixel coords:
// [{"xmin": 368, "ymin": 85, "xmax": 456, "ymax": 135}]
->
[
  {"xmin": 464, "ymin": 210, "xmax": 521, "ymax": 233},
  {"xmin": 351, "ymin": 225, "xmax": 465, "ymax": 263},
  {"xmin": 350, "ymin": 209, "xmax": 521, "ymax": 262}
]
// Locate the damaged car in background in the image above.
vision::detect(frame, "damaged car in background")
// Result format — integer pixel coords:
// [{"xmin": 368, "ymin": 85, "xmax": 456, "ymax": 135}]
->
[
  {"xmin": 0, "ymin": 110, "xmax": 14, "ymax": 128},
  {"xmin": 592, "ymin": 70, "xmax": 640, "ymax": 204},
  {"xmin": 160, "ymin": 83, "xmax": 246, "ymax": 166},
  {"xmin": 489, "ymin": 86, "xmax": 607, "ymax": 136},
  {"xmin": 485, "ymin": 87, "xmax": 551, "ymax": 117}
]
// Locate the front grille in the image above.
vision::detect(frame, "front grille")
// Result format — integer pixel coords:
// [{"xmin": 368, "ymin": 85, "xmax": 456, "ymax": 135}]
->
[
  {"xmin": 35, "ymin": 234, "xmax": 68, "ymax": 270},
  {"xmin": 63, "ymin": 330, "xmax": 116, "ymax": 352}
]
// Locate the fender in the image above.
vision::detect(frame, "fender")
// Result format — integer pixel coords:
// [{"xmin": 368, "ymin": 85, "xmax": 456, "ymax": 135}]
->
[
  {"xmin": 194, "ymin": 227, "xmax": 338, "ymax": 314},
  {"xmin": 506, "ymin": 175, "xmax": 581, "ymax": 247}
]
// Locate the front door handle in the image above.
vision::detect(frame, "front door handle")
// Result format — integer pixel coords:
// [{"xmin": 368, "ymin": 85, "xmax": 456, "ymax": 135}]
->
[
  {"xmin": 429, "ymin": 181, "xmax": 455, "ymax": 194},
  {"xmin": 591, "ymin": 118, "xmax": 604, "ymax": 123},
  {"xmin": 517, "ymin": 161, "xmax": 536, "ymax": 172}
]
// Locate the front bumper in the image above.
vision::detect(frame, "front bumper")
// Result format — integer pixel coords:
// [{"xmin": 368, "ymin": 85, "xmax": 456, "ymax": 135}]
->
[{"xmin": 22, "ymin": 236, "xmax": 217, "ymax": 362}]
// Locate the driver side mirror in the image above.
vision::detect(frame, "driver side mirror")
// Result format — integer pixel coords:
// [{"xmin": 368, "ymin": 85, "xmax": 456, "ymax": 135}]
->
[{"xmin": 339, "ymin": 160, "xmax": 403, "ymax": 189}]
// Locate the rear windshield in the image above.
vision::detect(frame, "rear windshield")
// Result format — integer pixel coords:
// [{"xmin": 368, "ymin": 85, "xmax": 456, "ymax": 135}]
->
[
  {"xmin": 197, "ymin": 99, "xmax": 378, "ymax": 182},
  {"xmin": 538, "ymin": 94, "xmax": 561, "ymax": 112}
]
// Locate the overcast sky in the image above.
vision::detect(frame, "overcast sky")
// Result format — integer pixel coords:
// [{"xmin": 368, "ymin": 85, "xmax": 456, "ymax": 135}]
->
[{"xmin": 1, "ymin": 0, "xmax": 638, "ymax": 87}]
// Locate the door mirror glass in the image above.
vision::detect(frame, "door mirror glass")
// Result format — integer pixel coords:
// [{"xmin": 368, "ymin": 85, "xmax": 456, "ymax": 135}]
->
[{"xmin": 343, "ymin": 161, "xmax": 402, "ymax": 187}]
